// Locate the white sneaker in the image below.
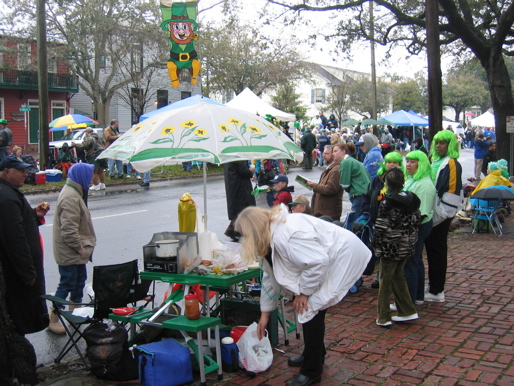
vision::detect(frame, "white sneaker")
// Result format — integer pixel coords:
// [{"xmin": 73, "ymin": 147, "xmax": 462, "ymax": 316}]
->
[
  {"xmin": 424, "ymin": 291, "xmax": 445, "ymax": 302},
  {"xmin": 136, "ymin": 176, "xmax": 142, "ymax": 180},
  {"xmin": 392, "ymin": 313, "xmax": 419, "ymax": 322},
  {"xmin": 376, "ymin": 319, "xmax": 393, "ymax": 327},
  {"xmin": 415, "ymin": 300, "xmax": 424, "ymax": 305},
  {"xmin": 99, "ymin": 183, "xmax": 106, "ymax": 190},
  {"xmin": 90, "ymin": 184, "xmax": 101, "ymax": 191},
  {"xmin": 390, "ymin": 303, "xmax": 397, "ymax": 312}
]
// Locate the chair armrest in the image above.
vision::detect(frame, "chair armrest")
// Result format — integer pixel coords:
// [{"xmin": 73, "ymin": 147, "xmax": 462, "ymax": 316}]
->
[{"xmin": 41, "ymin": 294, "xmax": 92, "ymax": 307}]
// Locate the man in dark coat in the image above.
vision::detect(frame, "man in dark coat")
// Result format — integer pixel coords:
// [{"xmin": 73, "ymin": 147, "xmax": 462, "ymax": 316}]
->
[
  {"xmin": 0, "ymin": 155, "xmax": 50, "ymax": 384},
  {"xmin": 224, "ymin": 161, "xmax": 256, "ymax": 241},
  {"xmin": 301, "ymin": 127, "xmax": 317, "ymax": 169}
]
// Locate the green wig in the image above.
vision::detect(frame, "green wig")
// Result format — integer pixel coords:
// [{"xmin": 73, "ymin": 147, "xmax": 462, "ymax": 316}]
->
[
  {"xmin": 488, "ymin": 162, "xmax": 499, "ymax": 171},
  {"xmin": 405, "ymin": 150, "xmax": 432, "ymax": 181},
  {"xmin": 430, "ymin": 130, "xmax": 460, "ymax": 160},
  {"xmin": 377, "ymin": 151, "xmax": 406, "ymax": 176}
]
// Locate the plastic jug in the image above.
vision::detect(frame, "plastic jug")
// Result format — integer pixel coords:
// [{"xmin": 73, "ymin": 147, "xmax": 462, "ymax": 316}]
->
[{"xmin": 220, "ymin": 337, "xmax": 239, "ymax": 372}]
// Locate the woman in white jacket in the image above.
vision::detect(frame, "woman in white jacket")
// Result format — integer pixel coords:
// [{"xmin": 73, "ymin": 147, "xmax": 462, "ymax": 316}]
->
[{"xmin": 235, "ymin": 205, "xmax": 371, "ymax": 386}]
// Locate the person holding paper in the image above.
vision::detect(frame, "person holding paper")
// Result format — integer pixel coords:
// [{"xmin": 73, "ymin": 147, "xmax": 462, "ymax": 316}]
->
[{"xmin": 307, "ymin": 145, "xmax": 343, "ymax": 221}]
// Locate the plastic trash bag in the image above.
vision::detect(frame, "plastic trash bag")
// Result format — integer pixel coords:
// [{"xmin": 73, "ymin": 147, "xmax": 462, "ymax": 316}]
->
[{"xmin": 236, "ymin": 322, "xmax": 273, "ymax": 373}]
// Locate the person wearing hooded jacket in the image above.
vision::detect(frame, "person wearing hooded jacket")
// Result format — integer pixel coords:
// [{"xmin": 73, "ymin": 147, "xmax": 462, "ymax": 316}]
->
[
  {"xmin": 360, "ymin": 133, "xmax": 384, "ymax": 179},
  {"xmin": 49, "ymin": 163, "xmax": 96, "ymax": 334},
  {"xmin": 235, "ymin": 205, "xmax": 371, "ymax": 386},
  {"xmin": 372, "ymin": 168, "xmax": 421, "ymax": 326}
]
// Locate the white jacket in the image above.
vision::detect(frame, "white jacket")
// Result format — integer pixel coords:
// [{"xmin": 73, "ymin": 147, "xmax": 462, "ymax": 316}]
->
[{"xmin": 260, "ymin": 205, "xmax": 372, "ymax": 323}]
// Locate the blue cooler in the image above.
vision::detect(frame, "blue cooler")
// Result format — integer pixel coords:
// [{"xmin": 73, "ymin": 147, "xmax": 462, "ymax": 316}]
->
[
  {"xmin": 135, "ymin": 338, "xmax": 193, "ymax": 386},
  {"xmin": 220, "ymin": 337, "xmax": 239, "ymax": 372}
]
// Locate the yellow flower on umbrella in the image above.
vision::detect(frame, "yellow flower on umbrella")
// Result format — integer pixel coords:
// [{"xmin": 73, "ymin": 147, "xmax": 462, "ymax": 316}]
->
[
  {"xmin": 219, "ymin": 124, "xmax": 230, "ymax": 133},
  {"xmin": 267, "ymin": 123, "xmax": 277, "ymax": 131},
  {"xmin": 160, "ymin": 126, "xmax": 176, "ymax": 135},
  {"xmin": 194, "ymin": 128, "xmax": 208, "ymax": 136},
  {"xmin": 228, "ymin": 118, "xmax": 241, "ymax": 125},
  {"xmin": 181, "ymin": 120, "xmax": 197, "ymax": 128},
  {"xmin": 131, "ymin": 125, "xmax": 143, "ymax": 133},
  {"xmin": 248, "ymin": 126, "xmax": 262, "ymax": 133}
]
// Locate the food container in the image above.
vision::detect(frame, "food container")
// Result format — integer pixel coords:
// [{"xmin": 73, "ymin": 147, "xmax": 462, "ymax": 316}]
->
[
  {"xmin": 154, "ymin": 239, "xmax": 179, "ymax": 258},
  {"xmin": 230, "ymin": 326, "xmax": 248, "ymax": 343},
  {"xmin": 185, "ymin": 294, "xmax": 200, "ymax": 320}
]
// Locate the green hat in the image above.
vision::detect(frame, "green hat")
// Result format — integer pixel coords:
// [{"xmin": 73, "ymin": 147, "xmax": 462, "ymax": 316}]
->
[{"xmin": 0, "ymin": 119, "xmax": 8, "ymax": 124}]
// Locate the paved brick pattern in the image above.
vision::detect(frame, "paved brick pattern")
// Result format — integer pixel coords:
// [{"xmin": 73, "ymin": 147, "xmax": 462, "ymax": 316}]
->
[{"xmin": 39, "ymin": 219, "xmax": 514, "ymax": 385}]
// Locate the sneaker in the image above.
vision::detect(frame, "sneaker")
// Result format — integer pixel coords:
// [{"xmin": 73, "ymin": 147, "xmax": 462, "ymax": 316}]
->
[
  {"xmin": 376, "ymin": 319, "xmax": 393, "ymax": 327},
  {"xmin": 392, "ymin": 313, "xmax": 418, "ymax": 322},
  {"xmin": 136, "ymin": 176, "xmax": 142, "ymax": 180},
  {"xmin": 139, "ymin": 182, "xmax": 150, "ymax": 187},
  {"xmin": 424, "ymin": 291, "xmax": 445, "ymax": 302},
  {"xmin": 110, "ymin": 175, "xmax": 116, "ymax": 180},
  {"xmin": 415, "ymin": 300, "xmax": 424, "ymax": 305},
  {"xmin": 90, "ymin": 184, "xmax": 101, "ymax": 191},
  {"xmin": 390, "ymin": 303, "xmax": 397, "ymax": 312},
  {"xmin": 99, "ymin": 183, "xmax": 106, "ymax": 190},
  {"xmin": 371, "ymin": 280, "xmax": 379, "ymax": 289}
]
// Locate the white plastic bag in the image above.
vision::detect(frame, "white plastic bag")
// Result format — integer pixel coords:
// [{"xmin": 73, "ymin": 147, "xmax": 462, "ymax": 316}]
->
[{"xmin": 236, "ymin": 322, "xmax": 273, "ymax": 373}]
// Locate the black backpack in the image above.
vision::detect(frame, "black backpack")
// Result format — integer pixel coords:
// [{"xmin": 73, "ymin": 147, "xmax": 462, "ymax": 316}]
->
[{"xmin": 83, "ymin": 322, "xmax": 138, "ymax": 381}]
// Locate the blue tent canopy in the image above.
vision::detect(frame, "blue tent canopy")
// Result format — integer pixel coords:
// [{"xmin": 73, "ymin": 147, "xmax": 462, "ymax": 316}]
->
[
  {"xmin": 139, "ymin": 94, "xmax": 223, "ymax": 122},
  {"xmin": 381, "ymin": 110, "xmax": 429, "ymax": 126}
]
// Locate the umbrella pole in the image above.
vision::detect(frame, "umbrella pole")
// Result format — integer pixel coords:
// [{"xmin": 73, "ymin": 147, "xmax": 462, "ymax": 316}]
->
[{"xmin": 203, "ymin": 162, "xmax": 207, "ymax": 230}]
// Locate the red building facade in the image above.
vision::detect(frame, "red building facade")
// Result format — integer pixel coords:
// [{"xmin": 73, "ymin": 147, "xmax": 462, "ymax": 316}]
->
[{"xmin": 0, "ymin": 37, "xmax": 79, "ymax": 154}]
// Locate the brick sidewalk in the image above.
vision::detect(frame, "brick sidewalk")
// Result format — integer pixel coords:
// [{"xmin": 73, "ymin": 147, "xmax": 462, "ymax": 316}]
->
[{"xmin": 38, "ymin": 218, "xmax": 514, "ymax": 385}]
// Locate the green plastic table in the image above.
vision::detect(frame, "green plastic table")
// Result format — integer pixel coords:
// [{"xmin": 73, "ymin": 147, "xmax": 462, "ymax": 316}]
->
[{"xmin": 140, "ymin": 269, "xmax": 260, "ymax": 287}]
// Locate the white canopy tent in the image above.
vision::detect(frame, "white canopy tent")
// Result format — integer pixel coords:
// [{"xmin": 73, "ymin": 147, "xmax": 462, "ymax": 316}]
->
[
  {"xmin": 471, "ymin": 111, "xmax": 495, "ymax": 127},
  {"xmin": 226, "ymin": 87, "xmax": 296, "ymax": 122}
]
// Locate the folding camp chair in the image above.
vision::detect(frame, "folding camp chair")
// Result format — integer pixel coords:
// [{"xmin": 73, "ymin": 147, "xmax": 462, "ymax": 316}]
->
[
  {"xmin": 471, "ymin": 199, "xmax": 503, "ymax": 236},
  {"xmin": 42, "ymin": 259, "xmax": 152, "ymax": 368}
]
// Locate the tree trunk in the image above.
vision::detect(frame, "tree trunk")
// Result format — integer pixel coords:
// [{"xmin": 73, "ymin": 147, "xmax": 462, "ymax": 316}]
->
[{"xmin": 482, "ymin": 54, "xmax": 514, "ymax": 168}]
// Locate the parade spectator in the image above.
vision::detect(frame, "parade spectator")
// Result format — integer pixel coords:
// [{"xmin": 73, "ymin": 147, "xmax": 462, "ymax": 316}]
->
[
  {"xmin": 55, "ymin": 142, "xmax": 77, "ymax": 178},
  {"xmin": 403, "ymin": 150, "xmax": 436, "ymax": 304},
  {"xmin": 0, "ymin": 154, "xmax": 50, "ymax": 384},
  {"xmin": 50, "ymin": 163, "xmax": 96, "ymax": 334},
  {"xmin": 333, "ymin": 142, "xmax": 371, "ymax": 230},
  {"xmin": 308, "ymin": 145, "xmax": 343, "ymax": 221},
  {"xmin": 380, "ymin": 127, "xmax": 394, "ymax": 156},
  {"xmin": 267, "ymin": 174, "xmax": 294, "ymax": 207},
  {"xmin": 359, "ymin": 133, "xmax": 384, "ymax": 179},
  {"xmin": 73, "ymin": 128, "xmax": 106, "ymax": 191},
  {"xmin": 482, "ymin": 143, "xmax": 497, "ymax": 176},
  {"xmin": 104, "ymin": 119, "xmax": 124, "ymax": 179},
  {"xmin": 372, "ymin": 168, "xmax": 421, "ymax": 327},
  {"xmin": 0, "ymin": 118, "xmax": 13, "ymax": 161},
  {"xmin": 425, "ymin": 130, "xmax": 463, "ymax": 302},
  {"xmin": 327, "ymin": 114, "xmax": 338, "ymax": 129},
  {"xmin": 319, "ymin": 111, "xmax": 328, "ymax": 129},
  {"xmin": 234, "ymin": 205, "xmax": 371, "ymax": 386},
  {"xmin": 412, "ymin": 137, "xmax": 429, "ymax": 156},
  {"xmin": 12, "ymin": 145, "xmax": 39, "ymax": 185},
  {"xmin": 473, "ymin": 133, "xmax": 489, "ymax": 182},
  {"xmin": 301, "ymin": 126, "xmax": 317, "ymax": 169},
  {"xmin": 223, "ymin": 161, "xmax": 256, "ymax": 242},
  {"xmin": 288, "ymin": 194, "xmax": 311, "ymax": 214},
  {"xmin": 317, "ymin": 129, "xmax": 330, "ymax": 166}
]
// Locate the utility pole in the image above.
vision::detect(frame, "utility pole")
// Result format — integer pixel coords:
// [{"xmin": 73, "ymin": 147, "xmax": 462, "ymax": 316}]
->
[
  {"xmin": 37, "ymin": 0, "xmax": 49, "ymax": 170},
  {"xmin": 370, "ymin": 1, "xmax": 377, "ymax": 122},
  {"xmin": 426, "ymin": 0, "xmax": 442, "ymax": 142}
]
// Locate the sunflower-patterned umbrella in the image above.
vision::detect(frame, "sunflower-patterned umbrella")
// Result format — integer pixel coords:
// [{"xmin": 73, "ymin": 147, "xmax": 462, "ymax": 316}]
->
[{"xmin": 98, "ymin": 100, "xmax": 303, "ymax": 171}]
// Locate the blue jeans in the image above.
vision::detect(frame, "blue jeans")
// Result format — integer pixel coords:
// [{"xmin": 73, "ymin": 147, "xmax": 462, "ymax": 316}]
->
[
  {"xmin": 182, "ymin": 161, "xmax": 192, "ymax": 172},
  {"xmin": 108, "ymin": 158, "xmax": 123, "ymax": 177},
  {"xmin": 55, "ymin": 264, "xmax": 87, "ymax": 307},
  {"xmin": 404, "ymin": 220, "xmax": 433, "ymax": 302},
  {"xmin": 345, "ymin": 195, "xmax": 365, "ymax": 231},
  {"xmin": 143, "ymin": 171, "xmax": 151, "ymax": 183}
]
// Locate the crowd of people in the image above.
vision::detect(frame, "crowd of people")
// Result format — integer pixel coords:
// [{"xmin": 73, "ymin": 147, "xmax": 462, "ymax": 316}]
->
[{"xmin": 225, "ymin": 113, "xmax": 512, "ymax": 386}]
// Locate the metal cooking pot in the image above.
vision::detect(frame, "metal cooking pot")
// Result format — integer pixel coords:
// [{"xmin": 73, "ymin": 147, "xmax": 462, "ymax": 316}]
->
[{"xmin": 154, "ymin": 239, "xmax": 179, "ymax": 258}]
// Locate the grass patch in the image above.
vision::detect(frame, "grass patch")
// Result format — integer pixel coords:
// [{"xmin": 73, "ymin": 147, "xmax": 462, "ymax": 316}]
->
[{"xmin": 20, "ymin": 163, "xmax": 225, "ymax": 194}]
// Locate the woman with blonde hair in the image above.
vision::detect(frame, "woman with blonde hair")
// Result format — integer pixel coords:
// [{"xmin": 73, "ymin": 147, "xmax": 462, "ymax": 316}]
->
[{"xmin": 235, "ymin": 205, "xmax": 371, "ymax": 386}]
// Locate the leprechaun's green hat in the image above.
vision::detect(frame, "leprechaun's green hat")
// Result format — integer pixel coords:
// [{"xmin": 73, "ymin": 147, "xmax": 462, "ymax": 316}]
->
[{"xmin": 160, "ymin": 2, "xmax": 198, "ymax": 31}]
